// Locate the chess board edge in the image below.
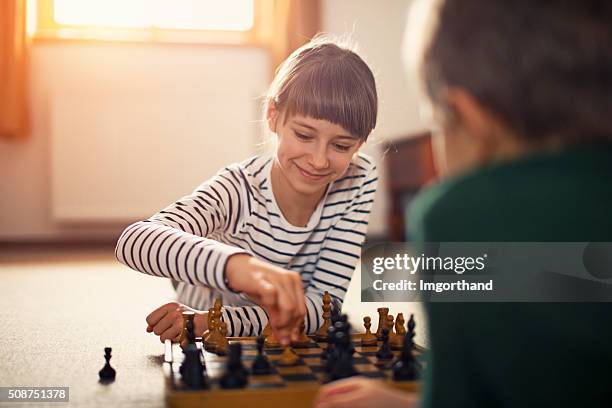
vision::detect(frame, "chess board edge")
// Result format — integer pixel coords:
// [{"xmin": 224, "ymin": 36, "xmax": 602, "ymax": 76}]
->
[{"xmin": 163, "ymin": 336, "xmax": 422, "ymax": 408}]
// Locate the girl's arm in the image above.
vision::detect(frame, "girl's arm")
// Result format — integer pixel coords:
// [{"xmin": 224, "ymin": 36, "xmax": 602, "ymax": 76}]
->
[
  {"xmin": 115, "ymin": 166, "xmax": 246, "ymax": 293},
  {"xmin": 215, "ymin": 167, "xmax": 378, "ymax": 337},
  {"xmin": 115, "ymin": 165, "xmax": 305, "ymax": 344}
]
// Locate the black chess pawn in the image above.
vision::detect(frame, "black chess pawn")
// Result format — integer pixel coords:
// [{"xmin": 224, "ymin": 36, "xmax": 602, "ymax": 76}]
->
[
  {"xmin": 185, "ymin": 318, "xmax": 197, "ymax": 347},
  {"xmin": 376, "ymin": 328, "xmax": 394, "ymax": 360},
  {"xmin": 329, "ymin": 330, "xmax": 358, "ymax": 381},
  {"xmin": 98, "ymin": 347, "xmax": 116, "ymax": 382},
  {"xmin": 180, "ymin": 320, "xmax": 204, "ymax": 375},
  {"xmin": 219, "ymin": 343, "xmax": 249, "ymax": 389},
  {"xmin": 251, "ymin": 336, "xmax": 273, "ymax": 375},
  {"xmin": 321, "ymin": 324, "xmax": 336, "ymax": 361},
  {"xmin": 392, "ymin": 327, "xmax": 421, "ymax": 381},
  {"xmin": 330, "ymin": 298, "xmax": 342, "ymax": 322},
  {"xmin": 179, "ymin": 320, "xmax": 208, "ymax": 389},
  {"xmin": 181, "ymin": 346, "xmax": 208, "ymax": 389}
]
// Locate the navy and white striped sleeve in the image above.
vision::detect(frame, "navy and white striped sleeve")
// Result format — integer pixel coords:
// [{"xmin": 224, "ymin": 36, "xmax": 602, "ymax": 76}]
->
[
  {"xmin": 114, "ymin": 167, "xmax": 248, "ymax": 292},
  {"xmin": 221, "ymin": 305, "xmax": 269, "ymax": 337},
  {"xmin": 303, "ymin": 165, "xmax": 378, "ymax": 334}
]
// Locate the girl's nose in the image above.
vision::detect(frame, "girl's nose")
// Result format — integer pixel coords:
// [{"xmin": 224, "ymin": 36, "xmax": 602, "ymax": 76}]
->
[{"xmin": 310, "ymin": 148, "xmax": 329, "ymax": 170}]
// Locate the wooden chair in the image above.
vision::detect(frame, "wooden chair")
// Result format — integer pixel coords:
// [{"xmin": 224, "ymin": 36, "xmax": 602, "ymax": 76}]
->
[{"xmin": 384, "ymin": 132, "xmax": 437, "ymax": 241}]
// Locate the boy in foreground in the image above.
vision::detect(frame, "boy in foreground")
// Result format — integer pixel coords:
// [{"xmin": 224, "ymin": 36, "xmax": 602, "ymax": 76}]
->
[{"xmin": 316, "ymin": 0, "xmax": 612, "ymax": 407}]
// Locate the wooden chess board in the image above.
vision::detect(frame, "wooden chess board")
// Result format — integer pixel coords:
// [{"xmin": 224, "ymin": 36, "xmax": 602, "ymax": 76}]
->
[{"xmin": 164, "ymin": 335, "xmax": 424, "ymax": 408}]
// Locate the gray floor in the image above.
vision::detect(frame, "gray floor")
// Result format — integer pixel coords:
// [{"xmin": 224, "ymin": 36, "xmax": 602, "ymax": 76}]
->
[
  {"xmin": 0, "ymin": 246, "xmax": 174, "ymax": 407},
  {"xmin": 0, "ymin": 245, "xmax": 427, "ymax": 407}
]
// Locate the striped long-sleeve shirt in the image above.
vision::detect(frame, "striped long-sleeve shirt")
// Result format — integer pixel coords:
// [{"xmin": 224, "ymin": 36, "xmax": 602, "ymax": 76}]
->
[{"xmin": 115, "ymin": 153, "xmax": 377, "ymax": 336}]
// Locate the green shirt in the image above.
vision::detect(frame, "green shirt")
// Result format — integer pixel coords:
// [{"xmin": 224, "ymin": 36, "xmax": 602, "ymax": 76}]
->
[{"xmin": 408, "ymin": 143, "xmax": 612, "ymax": 407}]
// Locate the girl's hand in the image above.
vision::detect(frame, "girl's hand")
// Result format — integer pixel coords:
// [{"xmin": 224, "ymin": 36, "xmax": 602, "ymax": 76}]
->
[
  {"xmin": 314, "ymin": 377, "xmax": 420, "ymax": 408},
  {"xmin": 146, "ymin": 302, "xmax": 208, "ymax": 343},
  {"xmin": 225, "ymin": 254, "xmax": 307, "ymax": 346}
]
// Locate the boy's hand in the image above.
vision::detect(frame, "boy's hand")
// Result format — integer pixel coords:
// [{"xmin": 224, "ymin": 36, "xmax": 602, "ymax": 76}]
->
[
  {"xmin": 225, "ymin": 254, "xmax": 306, "ymax": 346},
  {"xmin": 314, "ymin": 377, "xmax": 420, "ymax": 408},
  {"xmin": 146, "ymin": 302, "xmax": 207, "ymax": 343}
]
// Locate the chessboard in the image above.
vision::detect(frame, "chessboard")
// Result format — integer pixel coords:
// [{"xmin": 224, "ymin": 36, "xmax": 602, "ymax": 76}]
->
[{"xmin": 163, "ymin": 335, "xmax": 425, "ymax": 408}]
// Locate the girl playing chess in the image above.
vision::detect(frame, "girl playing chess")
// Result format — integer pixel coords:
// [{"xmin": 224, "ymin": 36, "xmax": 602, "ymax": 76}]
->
[{"xmin": 115, "ymin": 36, "xmax": 378, "ymax": 346}]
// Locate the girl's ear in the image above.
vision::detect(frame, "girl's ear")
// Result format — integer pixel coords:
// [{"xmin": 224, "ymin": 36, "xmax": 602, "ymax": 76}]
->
[{"xmin": 266, "ymin": 99, "xmax": 279, "ymax": 133}]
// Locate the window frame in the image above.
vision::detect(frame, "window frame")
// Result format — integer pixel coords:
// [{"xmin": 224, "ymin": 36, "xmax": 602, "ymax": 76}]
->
[{"xmin": 33, "ymin": 0, "xmax": 269, "ymax": 46}]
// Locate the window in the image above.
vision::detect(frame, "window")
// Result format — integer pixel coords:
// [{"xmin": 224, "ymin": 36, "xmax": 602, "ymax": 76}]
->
[{"xmin": 33, "ymin": 0, "xmax": 263, "ymax": 44}]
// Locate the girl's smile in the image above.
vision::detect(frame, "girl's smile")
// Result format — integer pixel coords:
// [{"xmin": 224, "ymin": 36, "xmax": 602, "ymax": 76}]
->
[
  {"xmin": 269, "ymin": 112, "xmax": 363, "ymax": 200},
  {"xmin": 293, "ymin": 161, "xmax": 332, "ymax": 181}
]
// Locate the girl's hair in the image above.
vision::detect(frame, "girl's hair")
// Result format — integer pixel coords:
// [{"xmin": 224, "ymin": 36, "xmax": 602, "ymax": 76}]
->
[{"xmin": 266, "ymin": 36, "xmax": 378, "ymax": 141}]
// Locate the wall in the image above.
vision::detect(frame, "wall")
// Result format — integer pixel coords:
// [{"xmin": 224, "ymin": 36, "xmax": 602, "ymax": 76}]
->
[
  {"xmin": 322, "ymin": 0, "xmax": 428, "ymax": 237},
  {"xmin": 0, "ymin": 0, "xmax": 427, "ymax": 241},
  {"xmin": 0, "ymin": 42, "xmax": 269, "ymax": 241}
]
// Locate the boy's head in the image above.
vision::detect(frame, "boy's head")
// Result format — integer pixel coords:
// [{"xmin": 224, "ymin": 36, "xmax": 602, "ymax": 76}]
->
[{"xmin": 415, "ymin": 0, "xmax": 612, "ymax": 175}]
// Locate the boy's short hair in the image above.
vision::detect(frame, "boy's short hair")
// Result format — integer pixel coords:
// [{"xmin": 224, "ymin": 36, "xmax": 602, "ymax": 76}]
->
[
  {"xmin": 267, "ymin": 36, "xmax": 378, "ymax": 141},
  {"xmin": 423, "ymin": 0, "xmax": 612, "ymax": 143}
]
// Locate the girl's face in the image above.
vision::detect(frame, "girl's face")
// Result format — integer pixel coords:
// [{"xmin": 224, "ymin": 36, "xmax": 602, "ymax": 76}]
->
[{"xmin": 268, "ymin": 109, "xmax": 363, "ymax": 198}]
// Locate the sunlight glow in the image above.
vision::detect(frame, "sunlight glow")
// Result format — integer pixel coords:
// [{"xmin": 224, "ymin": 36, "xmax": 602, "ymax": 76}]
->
[{"xmin": 53, "ymin": 0, "xmax": 254, "ymax": 31}]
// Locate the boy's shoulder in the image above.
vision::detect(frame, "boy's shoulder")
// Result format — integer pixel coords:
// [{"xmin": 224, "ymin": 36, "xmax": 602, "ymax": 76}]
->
[{"xmin": 408, "ymin": 144, "xmax": 612, "ymax": 242}]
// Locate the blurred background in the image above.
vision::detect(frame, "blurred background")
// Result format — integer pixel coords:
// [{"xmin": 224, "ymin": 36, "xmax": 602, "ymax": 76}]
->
[{"xmin": 1, "ymin": 0, "xmax": 436, "ymax": 347}]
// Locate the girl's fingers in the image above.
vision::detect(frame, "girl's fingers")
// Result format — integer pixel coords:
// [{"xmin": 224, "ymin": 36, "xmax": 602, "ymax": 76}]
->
[
  {"xmin": 316, "ymin": 378, "xmax": 359, "ymax": 401},
  {"xmin": 291, "ymin": 274, "xmax": 307, "ymax": 325},
  {"xmin": 146, "ymin": 302, "xmax": 175, "ymax": 327},
  {"xmin": 159, "ymin": 318, "xmax": 183, "ymax": 343},
  {"xmin": 152, "ymin": 307, "xmax": 180, "ymax": 336}
]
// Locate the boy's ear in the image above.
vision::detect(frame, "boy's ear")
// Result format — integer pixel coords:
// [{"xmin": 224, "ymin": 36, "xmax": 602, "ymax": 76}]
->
[
  {"xmin": 266, "ymin": 99, "xmax": 279, "ymax": 133},
  {"xmin": 445, "ymin": 87, "xmax": 499, "ymax": 158}
]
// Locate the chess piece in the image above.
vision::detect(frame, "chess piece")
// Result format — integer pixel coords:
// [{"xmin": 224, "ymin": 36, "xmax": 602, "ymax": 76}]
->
[
  {"xmin": 98, "ymin": 347, "xmax": 116, "ymax": 382},
  {"xmin": 393, "ymin": 316, "xmax": 420, "ymax": 381},
  {"xmin": 179, "ymin": 311, "xmax": 196, "ymax": 349},
  {"xmin": 329, "ymin": 330, "xmax": 358, "ymax": 381},
  {"xmin": 330, "ymin": 297, "xmax": 342, "ymax": 321},
  {"xmin": 315, "ymin": 291, "xmax": 332, "ymax": 341},
  {"xmin": 376, "ymin": 328, "xmax": 394, "ymax": 360},
  {"xmin": 251, "ymin": 336, "xmax": 273, "ymax": 375},
  {"xmin": 201, "ymin": 307, "xmax": 214, "ymax": 341},
  {"xmin": 390, "ymin": 313, "xmax": 406, "ymax": 350},
  {"xmin": 219, "ymin": 343, "xmax": 248, "ymax": 389},
  {"xmin": 361, "ymin": 316, "xmax": 377, "ymax": 346},
  {"xmin": 179, "ymin": 320, "xmax": 202, "ymax": 373},
  {"xmin": 332, "ymin": 315, "xmax": 355, "ymax": 354},
  {"xmin": 263, "ymin": 323, "xmax": 281, "ymax": 348},
  {"xmin": 181, "ymin": 346, "xmax": 208, "ymax": 389},
  {"xmin": 180, "ymin": 320, "xmax": 208, "ymax": 389},
  {"xmin": 376, "ymin": 307, "xmax": 389, "ymax": 339},
  {"xmin": 176, "ymin": 311, "xmax": 194, "ymax": 345},
  {"xmin": 215, "ymin": 321, "xmax": 229, "ymax": 355},
  {"xmin": 204, "ymin": 306, "xmax": 222, "ymax": 351},
  {"xmin": 291, "ymin": 320, "xmax": 312, "ymax": 347},
  {"xmin": 321, "ymin": 324, "xmax": 336, "ymax": 361},
  {"xmin": 278, "ymin": 346, "xmax": 300, "ymax": 366},
  {"xmin": 262, "ymin": 322, "xmax": 272, "ymax": 337},
  {"xmin": 386, "ymin": 315, "xmax": 395, "ymax": 334},
  {"xmin": 205, "ymin": 304, "xmax": 228, "ymax": 354},
  {"xmin": 407, "ymin": 313, "xmax": 416, "ymax": 338}
]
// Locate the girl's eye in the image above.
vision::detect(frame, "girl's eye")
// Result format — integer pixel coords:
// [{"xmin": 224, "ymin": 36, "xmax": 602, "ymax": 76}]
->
[
  {"xmin": 295, "ymin": 132, "xmax": 312, "ymax": 141},
  {"xmin": 334, "ymin": 143, "xmax": 352, "ymax": 152}
]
